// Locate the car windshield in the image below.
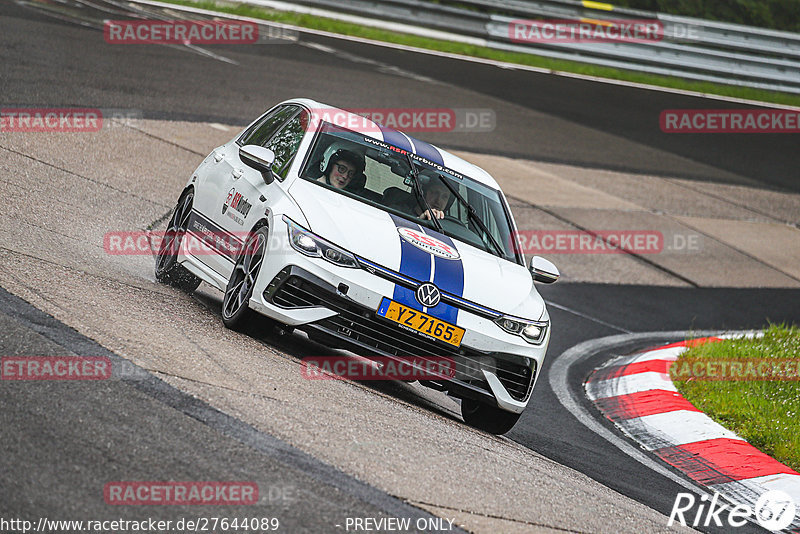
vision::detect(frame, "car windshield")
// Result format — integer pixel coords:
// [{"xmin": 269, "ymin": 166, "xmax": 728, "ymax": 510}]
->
[{"xmin": 300, "ymin": 122, "xmax": 519, "ymax": 263}]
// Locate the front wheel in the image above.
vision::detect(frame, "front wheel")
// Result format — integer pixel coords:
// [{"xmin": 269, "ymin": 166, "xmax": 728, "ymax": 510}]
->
[
  {"xmin": 461, "ymin": 399, "xmax": 521, "ymax": 435},
  {"xmin": 222, "ymin": 226, "xmax": 268, "ymax": 330},
  {"xmin": 155, "ymin": 189, "xmax": 202, "ymax": 292}
]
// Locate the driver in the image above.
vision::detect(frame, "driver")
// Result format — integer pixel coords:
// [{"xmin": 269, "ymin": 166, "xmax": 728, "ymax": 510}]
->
[
  {"xmin": 416, "ymin": 176, "xmax": 452, "ymax": 220},
  {"xmin": 384, "ymin": 171, "xmax": 454, "ymax": 220}
]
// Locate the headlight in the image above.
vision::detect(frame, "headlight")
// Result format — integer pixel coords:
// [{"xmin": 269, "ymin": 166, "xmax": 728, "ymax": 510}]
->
[
  {"xmin": 284, "ymin": 216, "xmax": 359, "ymax": 268},
  {"xmin": 494, "ymin": 316, "xmax": 548, "ymax": 345},
  {"xmin": 292, "ymin": 233, "xmax": 318, "ymax": 254}
]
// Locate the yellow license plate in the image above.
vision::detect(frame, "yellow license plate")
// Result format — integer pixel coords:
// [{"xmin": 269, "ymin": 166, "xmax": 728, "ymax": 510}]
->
[{"xmin": 376, "ymin": 298, "xmax": 465, "ymax": 347}]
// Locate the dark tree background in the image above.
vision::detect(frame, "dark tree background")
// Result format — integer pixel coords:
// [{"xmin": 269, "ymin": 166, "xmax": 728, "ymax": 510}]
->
[{"xmin": 612, "ymin": 0, "xmax": 800, "ymax": 33}]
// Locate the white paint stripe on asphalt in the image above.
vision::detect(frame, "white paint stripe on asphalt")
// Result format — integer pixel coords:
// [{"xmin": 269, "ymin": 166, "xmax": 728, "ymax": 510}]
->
[
  {"xmin": 631, "ymin": 346, "xmax": 686, "ymax": 363},
  {"xmin": 127, "ymin": 0, "xmax": 800, "ymax": 111},
  {"xmin": 298, "ymin": 42, "xmax": 440, "ymax": 84},
  {"xmin": 715, "ymin": 473, "xmax": 800, "ymax": 503},
  {"xmin": 181, "ymin": 43, "xmax": 239, "ymax": 65},
  {"xmin": 543, "ymin": 300, "xmax": 633, "ymax": 333},
  {"xmin": 631, "ymin": 410, "xmax": 743, "ymax": 448},
  {"xmin": 586, "ymin": 371, "xmax": 676, "ymax": 400}
]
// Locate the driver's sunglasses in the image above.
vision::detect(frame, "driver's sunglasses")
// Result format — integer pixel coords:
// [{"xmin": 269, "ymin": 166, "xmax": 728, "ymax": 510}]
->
[{"xmin": 335, "ymin": 163, "xmax": 357, "ymax": 179}]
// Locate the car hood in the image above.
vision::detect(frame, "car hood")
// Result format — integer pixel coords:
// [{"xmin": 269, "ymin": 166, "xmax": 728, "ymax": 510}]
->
[{"xmin": 289, "ymin": 179, "xmax": 544, "ymax": 320}]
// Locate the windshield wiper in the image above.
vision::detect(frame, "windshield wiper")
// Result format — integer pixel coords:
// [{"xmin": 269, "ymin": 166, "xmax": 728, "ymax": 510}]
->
[
  {"xmin": 403, "ymin": 152, "xmax": 444, "ymax": 233},
  {"xmin": 434, "ymin": 175, "xmax": 505, "ymax": 258}
]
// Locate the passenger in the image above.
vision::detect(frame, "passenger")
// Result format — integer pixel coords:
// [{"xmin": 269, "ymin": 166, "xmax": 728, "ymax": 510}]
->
[{"xmin": 318, "ymin": 149, "xmax": 365, "ymax": 190}]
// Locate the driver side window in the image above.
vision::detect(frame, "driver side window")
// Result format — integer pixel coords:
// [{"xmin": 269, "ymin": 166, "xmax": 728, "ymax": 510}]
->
[
  {"xmin": 264, "ymin": 110, "xmax": 309, "ymax": 180},
  {"xmin": 238, "ymin": 105, "xmax": 299, "ymax": 147}
]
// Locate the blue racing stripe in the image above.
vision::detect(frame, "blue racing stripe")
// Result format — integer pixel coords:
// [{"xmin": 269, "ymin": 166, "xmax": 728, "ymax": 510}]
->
[
  {"xmin": 407, "ymin": 135, "xmax": 444, "ymax": 167},
  {"xmin": 426, "ymin": 229, "xmax": 463, "ymax": 324},
  {"xmin": 378, "ymin": 125, "xmax": 414, "ymax": 153},
  {"xmin": 390, "ymin": 214, "xmax": 428, "ymax": 312}
]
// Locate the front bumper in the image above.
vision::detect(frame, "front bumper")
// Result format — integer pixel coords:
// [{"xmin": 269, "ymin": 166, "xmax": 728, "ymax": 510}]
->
[{"xmin": 261, "ymin": 265, "xmax": 540, "ymax": 412}]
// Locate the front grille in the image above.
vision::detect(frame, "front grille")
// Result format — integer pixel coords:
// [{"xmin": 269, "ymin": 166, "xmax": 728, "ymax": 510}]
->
[
  {"xmin": 267, "ymin": 268, "xmax": 535, "ymax": 402},
  {"xmin": 267, "ymin": 268, "xmax": 322, "ymax": 308}
]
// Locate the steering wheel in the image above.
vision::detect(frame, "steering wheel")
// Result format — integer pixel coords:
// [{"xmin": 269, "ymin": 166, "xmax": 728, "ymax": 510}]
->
[
  {"xmin": 443, "ymin": 214, "xmax": 466, "ymax": 225},
  {"xmin": 438, "ymin": 215, "xmax": 468, "ymax": 232}
]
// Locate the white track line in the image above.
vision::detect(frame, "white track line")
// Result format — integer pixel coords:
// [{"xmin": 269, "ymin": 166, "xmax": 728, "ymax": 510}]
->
[
  {"xmin": 627, "ymin": 410, "xmax": 744, "ymax": 448},
  {"xmin": 631, "ymin": 346, "xmax": 685, "ymax": 362},
  {"xmin": 587, "ymin": 371, "xmax": 677, "ymax": 399}
]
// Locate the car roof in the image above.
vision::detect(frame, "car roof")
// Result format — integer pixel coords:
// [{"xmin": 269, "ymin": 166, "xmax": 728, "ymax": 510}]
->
[{"xmin": 283, "ymin": 98, "xmax": 502, "ymax": 191}]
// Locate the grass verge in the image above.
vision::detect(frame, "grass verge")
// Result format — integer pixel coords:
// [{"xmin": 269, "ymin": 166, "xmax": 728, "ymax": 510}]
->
[
  {"xmin": 672, "ymin": 325, "xmax": 800, "ymax": 472},
  {"xmin": 153, "ymin": 0, "xmax": 800, "ymax": 107}
]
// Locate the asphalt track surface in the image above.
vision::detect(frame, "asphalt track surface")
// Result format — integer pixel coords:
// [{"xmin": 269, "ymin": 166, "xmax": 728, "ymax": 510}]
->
[
  {"xmin": 2, "ymin": 1, "xmax": 799, "ymax": 533},
  {"xmin": 0, "ymin": 286, "xmax": 460, "ymax": 533}
]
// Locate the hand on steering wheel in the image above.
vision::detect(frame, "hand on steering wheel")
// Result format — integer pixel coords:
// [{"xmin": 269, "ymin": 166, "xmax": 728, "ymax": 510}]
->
[{"xmin": 420, "ymin": 208, "xmax": 445, "ymax": 220}]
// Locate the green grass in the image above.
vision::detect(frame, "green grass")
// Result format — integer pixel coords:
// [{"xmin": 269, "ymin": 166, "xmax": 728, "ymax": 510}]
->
[
  {"xmin": 672, "ymin": 325, "xmax": 800, "ymax": 472},
  {"xmin": 156, "ymin": 0, "xmax": 800, "ymax": 107}
]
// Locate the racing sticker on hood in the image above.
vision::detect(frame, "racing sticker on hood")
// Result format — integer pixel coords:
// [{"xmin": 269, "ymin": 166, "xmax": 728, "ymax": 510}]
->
[
  {"xmin": 397, "ymin": 227, "xmax": 460, "ymax": 260},
  {"xmin": 390, "ymin": 214, "xmax": 463, "ymax": 325}
]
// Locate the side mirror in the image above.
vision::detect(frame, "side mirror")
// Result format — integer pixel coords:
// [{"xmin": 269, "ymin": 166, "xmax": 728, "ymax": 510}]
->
[
  {"xmin": 239, "ymin": 145, "xmax": 276, "ymax": 184},
  {"xmin": 530, "ymin": 256, "xmax": 559, "ymax": 284}
]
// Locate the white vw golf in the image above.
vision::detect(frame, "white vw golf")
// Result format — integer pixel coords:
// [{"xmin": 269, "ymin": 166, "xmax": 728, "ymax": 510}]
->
[{"xmin": 155, "ymin": 98, "xmax": 559, "ymax": 434}]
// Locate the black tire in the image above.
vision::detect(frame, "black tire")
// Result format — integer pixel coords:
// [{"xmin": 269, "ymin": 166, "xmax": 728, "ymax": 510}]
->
[
  {"xmin": 461, "ymin": 398, "xmax": 521, "ymax": 435},
  {"xmin": 221, "ymin": 226, "xmax": 268, "ymax": 330},
  {"xmin": 155, "ymin": 189, "xmax": 202, "ymax": 293}
]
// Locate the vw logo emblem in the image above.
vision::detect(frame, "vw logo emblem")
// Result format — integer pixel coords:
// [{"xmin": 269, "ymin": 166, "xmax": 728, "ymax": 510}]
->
[{"xmin": 416, "ymin": 283, "xmax": 441, "ymax": 307}]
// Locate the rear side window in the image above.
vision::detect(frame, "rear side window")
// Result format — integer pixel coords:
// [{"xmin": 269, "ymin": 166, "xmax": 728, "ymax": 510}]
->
[
  {"xmin": 264, "ymin": 110, "xmax": 309, "ymax": 180},
  {"xmin": 238, "ymin": 105, "xmax": 299, "ymax": 147}
]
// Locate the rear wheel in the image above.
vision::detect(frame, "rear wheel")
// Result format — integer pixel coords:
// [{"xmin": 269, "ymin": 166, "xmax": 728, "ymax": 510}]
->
[
  {"xmin": 222, "ymin": 226, "xmax": 268, "ymax": 330},
  {"xmin": 461, "ymin": 399, "xmax": 521, "ymax": 435},
  {"xmin": 155, "ymin": 190, "xmax": 202, "ymax": 292}
]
